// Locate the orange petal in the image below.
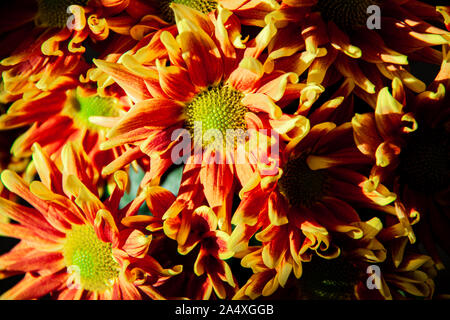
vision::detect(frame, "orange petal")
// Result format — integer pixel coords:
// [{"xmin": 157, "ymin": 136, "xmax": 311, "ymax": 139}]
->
[
  {"xmin": 64, "ymin": 174, "xmax": 105, "ymax": 224},
  {"xmin": 176, "ymin": 17, "xmax": 223, "ymax": 87},
  {"xmin": 200, "ymin": 152, "xmax": 234, "ymax": 209},
  {"xmin": 335, "ymin": 54, "xmax": 375, "ymax": 94},
  {"xmin": 328, "ymin": 21, "xmax": 361, "ymax": 59},
  {"xmin": 1, "ymin": 272, "xmax": 68, "ymax": 300},
  {"xmin": 228, "ymin": 56, "xmax": 264, "ymax": 92},
  {"xmin": 93, "ymin": 59, "xmax": 152, "ymax": 103},
  {"xmin": 241, "ymin": 93, "xmax": 282, "ymax": 119},
  {"xmin": 375, "ymin": 140, "xmax": 401, "ymax": 167},
  {"xmin": 352, "ymin": 113, "xmax": 382, "ymax": 158},
  {"xmin": 268, "ymin": 191, "xmax": 289, "ymax": 226},
  {"xmin": 146, "ymin": 186, "xmax": 176, "ymax": 218},
  {"xmin": 31, "ymin": 143, "xmax": 63, "ymax": 194},
  {"xmin": 155, "ymin": 61, "xmax": 196, "ymax": 101},
  {"xmin": 232, "ymin": 186, "xmax": 268, "ymax": 226},
  {"xmin": 374, "ymin": 87, "xmax": 404, "ymax": 139},
  {"xmin": 94, "ymin": 209, "xmax": 119, "ymax": 245},
  {"xmin": 122, "ymin": 229, "xmax": 152, "ymax": 258},
  {"xmin": 0, "ymin": 197, "xmax": 61, "ymax": 239},
  {"xmin": 107, "ymin": 99, "xmax": 185, "ymax": 139}
]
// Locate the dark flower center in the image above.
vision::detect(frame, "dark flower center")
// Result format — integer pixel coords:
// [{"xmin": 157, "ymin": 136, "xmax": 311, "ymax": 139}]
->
[
  {"xmin": 278, "ymin": 156, "xmax": 329, "ymax": 208},
  {"xmin": 299, "ymin": 256, "xmax": 363, "ymax": 300},
  {"xmin": 159, "ymin": 0, "xmax": 218, "ymax": 24},
  {"xmin": 316, "ymin": 0, "xmax": 381, "ymax": 31},
  {"xmin": 398, "ymin": 128, "xmax": 449, "ymax": 194},
  {"xmin": 36, "ymin": 0, "xmax": 90, "ymax": 28}
]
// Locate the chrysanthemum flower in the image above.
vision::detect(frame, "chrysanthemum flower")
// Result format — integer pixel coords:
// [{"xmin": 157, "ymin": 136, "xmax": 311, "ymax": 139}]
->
[
  {"xmin": 87, "ymin": 0, "xmax": 282, "ymax": 93},
  {"xmin": 0, "ymin": 41, "xmax": 87, "ymax": 103},
  {"xmin": 0, "ymin": 142, "xmax": 182, "ymax": 299},
  {"xmin": 0, "ymin": 82, "xmax": 132, "ymax": 179},
  {"xmin": 0, "ymin": 134, "xmax": 30, "ymax": 203},
  {"xmin": 163, "ymin": 206, "xmax": 236, "ymax": 299},
  {"xmin": 356, "ymin": 252, "xmax": 437, "ymax": 300},
  {"xmin": 2, "ymin": 0, "xmax": 153, "ymax": 53},
  {"xmin": 0, "ymin": 106, "xmax": 30, "ymax": 201},
  {"xmin": 121, "ymin": 184, "xmax": 238, "ymax": 299},
  {"xmin": 234, "ymin": 228, "xmax": 436, "ymax": 300},
  {"xmin": 0, "ymin": 0, "xmax": 155, "ymax": 102},
  {"xmin": 227, "ymin": 117, "xmax": 398, "ymax": 298},
  {"xmin": 93, "ymin": 3, "xmax": 309, "ymax": 232},
  {"xmin": 265, "ymin": 0, "xmax": 450, "ymax": 99},
  {"xmin": 351, "ymin": 53, "xmax": 450, "ymax": 269},
  {"xmin": 129, "ymin": 0, "xmax": 280, "ymax": 36}
]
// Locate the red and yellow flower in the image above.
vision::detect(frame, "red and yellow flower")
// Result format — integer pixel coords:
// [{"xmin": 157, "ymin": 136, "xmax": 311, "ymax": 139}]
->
[
  {"xmin": 0, "ymin": 0, "xmax": 156, "ymax": 102},
  {"xmin": 356, "ymin": 252, "xmax": 437, "ymax": 300},
  {"xmin": 352, "ymin": 46, "xmax": 450, "ymax": 268},
  {"xmin": 265, "ymin": 0, "xmax": 450, "ymax": 102},
  {"xmin": 234, "ymin": 225, "xmax": 436, "ymax": 300},
  {"xmin": 86, "ymin": 0, "xmax": 282, "ymax": 94},
  {"xmin": 227, "ymin": 115, "xmax": 398, "ymax": 298},
  {"xmin": 121, "ymin": 183, "xmax": 238, "ymax": 299},
  {"xmin": 0, "ymin": 0, "xmax": 447, "ymax": 302},
  {"xmin": 129, "ymin": 0, "xmax": 280, "ymax": 38},
  {"xmin": 92, "ymin": 3, "xmax": 309, "ymax": 233},
  {"xmin": 0, "ymin": 81, "xmax": 133, "ymax": 180},
  {"xmin": 0, "ymin": 142, "xmax": 182, "ymax": 299},
  {"xmin": 164, "ymin": 206, "xmax": 237, "ymax": 299}
]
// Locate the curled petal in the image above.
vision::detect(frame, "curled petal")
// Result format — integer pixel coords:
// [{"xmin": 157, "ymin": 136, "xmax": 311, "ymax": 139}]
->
[{"xmin": 122, "ymin": 229, "xmax": 152, "ymax": 258}]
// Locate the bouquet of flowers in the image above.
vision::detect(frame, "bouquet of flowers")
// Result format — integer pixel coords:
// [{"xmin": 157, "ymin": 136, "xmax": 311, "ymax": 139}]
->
[{"xmin": 0, "ymin": 0, "xmax": 448, "ymax": 301}]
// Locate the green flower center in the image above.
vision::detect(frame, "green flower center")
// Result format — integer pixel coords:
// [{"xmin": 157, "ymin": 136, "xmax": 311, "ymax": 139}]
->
[
  {"xmin": 36, "ymin": 0, "xmax": 90, "ymax": 28},
  {"xmin": 184, "ymin": 84, "xmax": 248, "ymax": 149},
  {"xmin": 398, "ymin": 129, "xmax": 449, "ymax": 194},
  {"xmin": 63, "ymin": 224, "xmax": 120, "ymax": 293},
  {"xmin": 278, "ymin": 156, "xmax": 329, "ymax": 208},
  {"xmin": 159, "ymin": 0, "xmax": 218, "ymax": 23},
  {"xmin": 316, "ymin": 0, "xmax": 381, "ymax": 31},
  {"xmin": 299, "ymin": 256, "xmax": 362, "ymax": 300},
  {"xmin": 68, "ymin": 89, "xmax": 120, "ymax": 130}
]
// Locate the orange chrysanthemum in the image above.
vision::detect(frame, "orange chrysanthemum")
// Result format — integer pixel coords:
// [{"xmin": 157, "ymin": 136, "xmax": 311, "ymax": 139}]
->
[
  {"xmin": 265, "ymin": 0, "xmax": 450, "ymax": 101},
  {"xmin": 0, "ymin": 0, "xmax": 155, "ymax": 102},
  {"xmin": 86, "ymin": 0, "xmax": 282, "ymax": 94},
  {"xmin": 356, "ymin": 252, "xmax": 437, "ymax": 300},
  {"xmin": 234, "ymin": 220, "xmax": 436, "ymax": 300},
  {"xmin": 0, "ymin": 142, "xmax": 182, "ymax": 300},
  {"xmin": 0, "ymin": 80, "xmax": 133, "ymax": 179},
  {"xmin": 120, "ymin": 184, "xmax": 238, "ymax": 299},
  {"xmin": 163, "ymin": 205, "xmax": 237, "ymax": 299},
  {"xmin": 127, "ymin": 0, "xmax": 280, "ymax": 38},
  {"xmin": 92, "ymin": 4, "xmax": 310, "ymax": 233},
  {"xmin": 227, "ymin": 115, "xmax": 399, "ymax": 298},
  {"xmin": 352, "ymin": 48, "xmax": 450, "ymax": 269}
]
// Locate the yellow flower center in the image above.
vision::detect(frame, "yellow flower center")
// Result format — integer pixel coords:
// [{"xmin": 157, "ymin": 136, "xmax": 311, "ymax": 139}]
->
[
  {"xmin": 63, "ymin": 224, "xmax": 120, "ymax": 293},
  {"xmin": 278, "ymin": 156, "xmax": 329, "ymax": 208},
  {"xmin": 66, "ymin": 88, "xmax": 120, "ymax": 130},
  {"xmin": 159, "ymin": 0, "xmax": 218, "ymax": 23},
  {"xmin": 316, "ymin": 0, "xmax": 381, "ymax": 31},
  {"xmin": 36, "ymin": 0, "xmax": 90, "ymax": 28},
  {"xmin": 184, "ymin": 84, "xmax": 248, "ymax": 149},
  {"xmin": 398, "ymin": 129, "xmax": 449, "ymax": 194},
  {"xmin": 299, "ymin": 256, "xmax": 362, "ymax": 300}
]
